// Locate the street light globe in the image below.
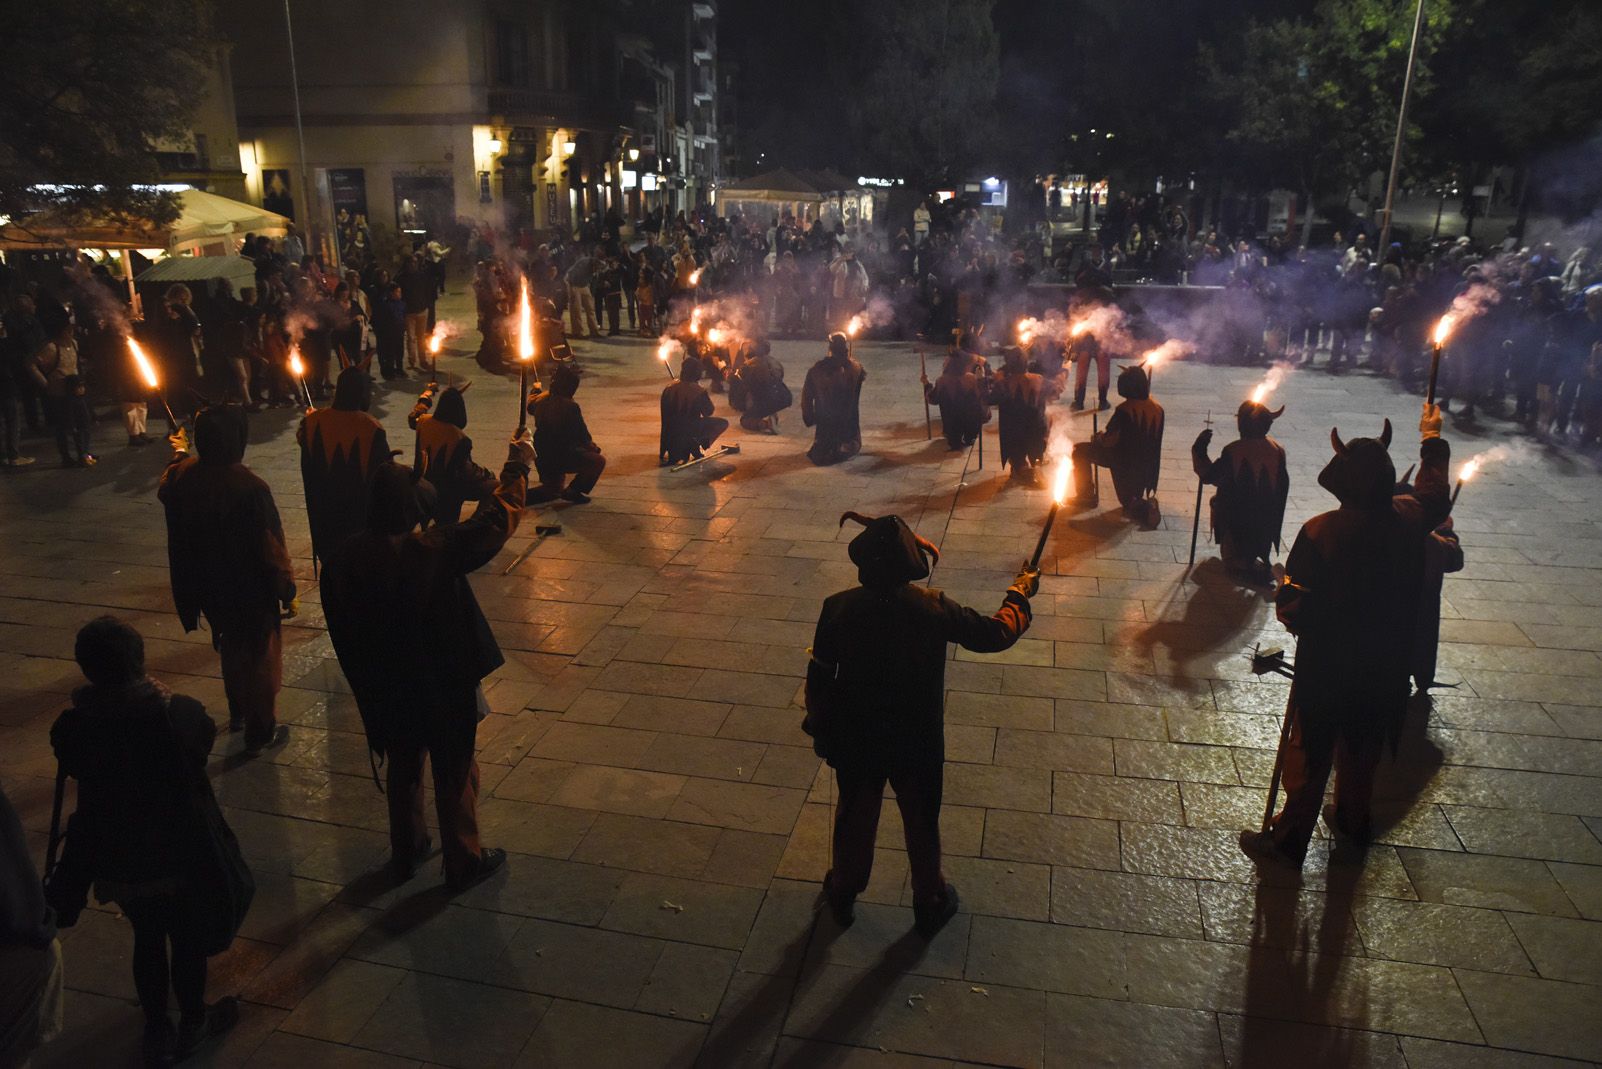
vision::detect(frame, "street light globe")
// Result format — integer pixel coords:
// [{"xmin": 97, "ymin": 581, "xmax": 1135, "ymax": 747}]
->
[
  {"xmin": 628, "ymin": 148, "xmax": 640, "ymax": 162},
  {"xmin": 562, "ymin": 140, "xmax": 577, "ymax": 156}
]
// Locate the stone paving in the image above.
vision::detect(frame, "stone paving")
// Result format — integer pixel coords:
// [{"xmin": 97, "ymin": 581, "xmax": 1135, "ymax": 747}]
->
[{"xmin": 3, "ymin": 287, "xmax": 1602, "ymax": 1068}]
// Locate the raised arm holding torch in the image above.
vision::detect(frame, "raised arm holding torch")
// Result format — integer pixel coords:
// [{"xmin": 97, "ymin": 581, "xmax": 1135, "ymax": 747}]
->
[
  {"xmin": 1028, "ymin": 457, "xmax": 1072, "ymax": 569},
  {"xmin": 127, "ymin": 337, "xmax": 179, "ymax": 431}
]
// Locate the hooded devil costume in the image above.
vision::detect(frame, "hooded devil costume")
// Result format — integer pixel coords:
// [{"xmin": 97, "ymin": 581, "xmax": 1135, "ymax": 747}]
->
[
  {"xmin": 158, "ymin": 406, "xmax": 295, "ymax": 751},
  {"xmin": 990, "ymin": 345, "xmax": 1048, "ymax": 474},
  {"xmin": 924, "ymin": 348, "xmax": 990, "ymax": 451},
  {"xmin": 528, "ymin": 365, "xmax": 606, "ymax": 502},
  {"xmin": 801, "ymin": 333, "xmax": 867, "ymax": 465},
  {"xmin": 731, "ymin": 341, "xmax": 793, "ymax": 433},
  {"xmin": 320, "ymin": 436, "xmax": 532, "ymax": 890},
  {"xmin": 409, "ymin": 384, "xmax": 496, "ymax": 526},
  {"xmin": 1398, "ymin": 409, "xmax": 1465, "ymax": 691},
  {"xmin": 659, "ymin": 357, "xmax": 729, "ymax": 465},
  {"xmin": 298, "ymin": 367, "xmax": 392, "ymax": 564},
  {"xmin": 806, "ymin": 512, "xmax": 1037, "ymax": 935},
  {"xmin": 1073, "ymin": 364, "xmax": 1165, "ymax": 525},
  {"xmin": 1243, "ymin": 420, "xmax": 1456, "ymax": 865},
  {"xmin": 1192, "ymin": 400, "xmax": 1290, "ymax": 582}
]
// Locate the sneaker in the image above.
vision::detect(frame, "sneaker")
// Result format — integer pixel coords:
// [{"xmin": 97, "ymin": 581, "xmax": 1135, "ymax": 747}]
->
[
  {"xmin": 445, "ymin": 846, "xmax": 507, "ymax": 892},
  {"xmin": 560, "ymin": 489, "xmax": 592, "ymax": 504},
  {"xmin": 79, "ymin": 454, "xmax": 97, "ymax": 467},
  {"xmin": 1097, "ymin": 399, "xmax": 1111, "ymax": 411},
  {"xmin": 243, "ymin": 724, "xmax": 290, "ymax": 756},
  {"xmin": 913, "ymin": 882, "xmax": 960, "ymax": 937},
  {"xmin": 12, "ymin": 456, "xmax": 33, "ymax": 467},
  {"xmin": 1237, "ymin": 828, "xmax": 1304, "ymax": 868},
  {"xmin": 1069, "ymin": 399, "xmax": 1085, "ymax": 412},
  {"xmin": 174, "ymin": 997, "xmax": 239, "ymax": 1061},
  {"xmin": 1321, "ymin": 804, "xmax": 1371, "ymax": 846}
]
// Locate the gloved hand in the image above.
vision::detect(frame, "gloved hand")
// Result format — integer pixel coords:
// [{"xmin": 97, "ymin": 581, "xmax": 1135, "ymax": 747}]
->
[
  {"xmin": 1193, "ymin": 428, "xmax": 1213, "ymax": 450},
  {"xmin": 1009, "ymin": 566, "xmax": 1041, "ymax": 600},
  {"xmin": 507, "ymin": 429, "xmax": 535, "ymax": 470},
  {"xmin": 169, "ymin": 427, "xmax": 191, "ymax": 455},
  {"xmin": 1420, "ymin": 402, "xmax": 1443, "ymax": 439}
]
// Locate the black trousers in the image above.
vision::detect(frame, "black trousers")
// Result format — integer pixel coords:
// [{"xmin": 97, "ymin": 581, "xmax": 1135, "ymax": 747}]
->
[{"xmin": 122, "ymin": 893, "xmax": 207, "ymax": 1026}]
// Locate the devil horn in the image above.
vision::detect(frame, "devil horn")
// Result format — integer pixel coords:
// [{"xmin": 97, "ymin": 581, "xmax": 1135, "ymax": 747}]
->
[
  {"xmin": 838, "ymin": 511, "xmax": 875, "ymax": 529},
  {"xmin": 1379, "ymin": 418, "xmax": 1393, "ymax": 448},
  {"xmin": 1330, "ymin": 428, "xmax": 1347, "ymax": 455},
  {"xmin": 1269, "ymin": 405, "xmax": 1285, "ymax": 420},
  {"xmin": 913, "ymin": 531, "xmax": 942, "ymax": 565}
]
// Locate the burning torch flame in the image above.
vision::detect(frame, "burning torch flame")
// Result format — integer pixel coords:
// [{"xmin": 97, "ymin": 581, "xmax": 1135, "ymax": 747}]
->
[
  {"xmin": 1458, "ymin": 456, "xmax": 1482, "ymax": 483},
  {"xmin": 1433, "ymin": 315, "xmax": 1455, "ymax": 347},
  {"xmin": 1069, "ymin": 320, "xmax": 1091, "ymax": 339},
  {"xmin": 1016, "ymin": 318, "xmax": 1037, "ymax": 346},
  {"xmin": 707, "ymin": 327, "xmax": 727, "ymax": 346},
  {"xmin": 518, "ymin": 277, "xmax": 534, "ymax": 362},
  {"xmin": 846, "ymin": 315, "xmax": 864, "ymax": 338},
  {"xmin": 657, "ymin": 339, "xmax": 674, "ymax": 364},
  {"xmin": 689, "ymin": 307, "xmax": 703, "ymax": 335},
  {"xmin": 127, "ymin": 338, "xmax": 159, "ymax": 390},
  {"xmin": 689, "ymin": 268, "xmax": 703, "ymax": 286},
  {"xmin": 288, "ymin": 347, "xmax": 305, "ymax": 378},
  {"xmin": 1051, "ymin": 456, "xmax": 1072, "ymax": 506},
  {"xmin": 1250, "ymin": 363, "xmax": 1290, "ymax": 405},
  {"xmin": 428, "ymin": 328, "xmax": 443, "ymax": 356}
]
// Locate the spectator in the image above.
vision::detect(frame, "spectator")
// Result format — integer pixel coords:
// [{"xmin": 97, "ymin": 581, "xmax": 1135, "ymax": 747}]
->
[{"xmin": 29, "ymin": 319, "xmax": 95, "ymax": 468}]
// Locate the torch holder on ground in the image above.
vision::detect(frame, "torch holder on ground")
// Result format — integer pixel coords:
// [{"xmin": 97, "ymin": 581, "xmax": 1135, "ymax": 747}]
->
[{"xmin": 671, "ymin": 443, "xmax": 740, "ymax": 472}]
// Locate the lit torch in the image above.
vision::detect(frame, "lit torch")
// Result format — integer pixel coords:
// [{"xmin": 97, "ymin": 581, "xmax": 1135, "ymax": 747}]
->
[
  {"xmin": 1427, "ymin": 314, "xmax": 1454, "ymax": 406},
  {"xmin": 427, "ymin": 324, "xmax": 445, "ymax": 379},
  {"xmin": 689, "ymin": 307, "xmax": 703, "ymax": 336},
  {"xmin": 127, "ymin": 337, "xmax": 178, "ymax": 431},
  {"xmin": 657, "ymin": 338, "xmax": 678, "ymax": 379},
  {"xmin": 1452, "ymin": 454, "xmax": 1481, "ymax": 505},
  {"xmin": 846, "ymin": 314, "xmax": 863, "ymax": 358},
  {"xmin": 688, "ymin": 267, "xmax": 703, "ymax": 288},
  {"xmin": 517, "ymin": 276, "xmax": 535, "ymax": 430},
  {"xmin": 287, "ymin": 345, "xmax": 313, "ymax": 409},
  {"xmin": 1029, "ymin": 456, "xmax": 1072, "ymax": 569},
  {"xmin": 706, "ymin": 326, "xmax": 726, "ymax": 347}
]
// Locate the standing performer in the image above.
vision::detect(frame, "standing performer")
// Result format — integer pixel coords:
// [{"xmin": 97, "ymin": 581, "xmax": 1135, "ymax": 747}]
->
[
  {"xmin": 1073, "ymin": 364, "xmax": 1165, "ymax": 527},
  {"xmin": 1401, "ymin": 403, "xmax": 1465, "ymax": 692},
  {"xmin": 1191, "ymin": 400, "xmax": 1290, "ymax": 584},
  {"xmin": 298, "ymin": 366, "xmax": 392, "ymax": 566},
  {"xmin": 321, "ymin": 433, "xmax": 535, "ymax": 890},
  {"xmin": 922, "ymin": 348, "xmax": 989, "ymax": 451},
  {"xmin": 158, "ymin": 407, "xmax": 295, "ymax": 754},
  {"xmin": 801, "ymin": 332, "xmax": 867, "ymax": 466},
  {"xmin": 528, "ymin": 365, "xmax": 606, "ymax": 502},
  {"xmin": 409, "ymin": 383, "xmax": 496, "ymax": 525},
  {"xmin": 659, "ymin": 357, "xmax": 729, "ymax": 466},
  {"xmin": 807, "ymin": 513, "xmax": 1038, "ymax": 935},
  {"xmin": 990, "ymin": 345, "xmax": 1048, "ymax": 478},
  {"xmin": 1240, "ymin": 420, "xmax": 1450, "ymax": 865},
  {"xmin": 731, "ymin": 341, "xmax": 792, "ymax": 434}
]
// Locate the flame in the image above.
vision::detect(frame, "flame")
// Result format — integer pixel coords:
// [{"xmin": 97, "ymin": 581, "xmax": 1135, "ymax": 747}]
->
[
  {"xmin": 846, "ymin": 314, "xmax": 864, "ymax": 338},
  {"xmin": 689, "ymin": 268, "xmax": 703, "ymax": 286},
  {"xmin": 1016, "ymin": 318, "xmax": 1039, "ymax": 346},
  {"xmin": 1051, "ymin": 456, "xmax": 1071, "ymax": 506},
  {"xmin": 657, "ymin": 339, "xmax": 674, "ymax": 363},
  {"xmin": 707, "ymin": 327, "xmax": 726, "ymax": 346},
  {"xmin": 1069, "ymin": 319, "xmax": 1091, "ymax": 338},
  {"xmin": 1249, "ymin": 363, "xmax": 1291, "ymax": 405},
  {"xmin": 1250, "ymin": 383, "xmax": 1268, "ymax": 405},
  {"xmin": 1458, "ymin": 456, "xmax": 1482, "ymax": 483},
  {"xmin": 428, "ymin": 327, "xmax": 444, "ymax": 355},
  {"xmin": 518, "ymin": 277, "xmax": 534, "ymax": 361},
  {"xmin": 689, "ymin": 307, "xmax": 703, "ymax": 335},
  {"xmin": 127, "ymin": 338, "xmax": 160, "ymax": 390},
  {"xmin": 288, "ymin": 347, "xmax": 305, "ymax": 377},
  {"xmin": 1433, "ymin": 315, "xmax": 1455, "ymax": 347}
]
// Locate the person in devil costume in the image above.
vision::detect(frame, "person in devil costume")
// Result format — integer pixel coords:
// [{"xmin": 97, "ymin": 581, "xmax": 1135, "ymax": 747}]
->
[
  {"xmin": 409, "ymin": 383, "xmax": 496, "ymax": 526},
  {"xmin": 659, "ymin": 356, "xmax": 729, "ymax": 466},
  {"xmin": 801, "ymin": 332, "xmax": 867, "ymax": 465},
  {"xmin": 158, "ymin": 407, "xmax": 295, "ymax": 754},
  {"xmin": 731, "ymin": 341, "xmax": 792, "ymax": 434},
  {"xmin": 320, "ymin": 432, "xmax": 534, "ymax": 891},
  {"xmin": 989, "ymin": 345, "xmax": 1048, "ymax": 478},
  {"xmin": 1240, "ymin": 419, "xmax": 1455, "ymax": 866},
  {"xmin": 1192, "ymin": 400, "xmax": 1290, "ymax": 584},
  {"xmin": 298, "ymin": 366, "xmax": 392, "ymax": 566},
  {"xmin": 921, "ymin": 347, "xmax": 989, "ymax": 451},
  {"xmin": 1073, "ymin": 364, "xmax": 1164, "ymax": 527},
  {"xmin": 528, "ymin": 365, "xmax": 607, "ymax": 502},
  {"xmin": 1400, "ymin": 403, "xmax": 1465, "ymax": 692},
  {"xmin": 807, "ymin": 512, "xmax": 1038, "ymax": 935}
]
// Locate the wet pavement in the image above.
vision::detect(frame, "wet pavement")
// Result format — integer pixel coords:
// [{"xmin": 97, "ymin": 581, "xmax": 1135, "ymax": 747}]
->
[{"xmin": 3, "ymin": 287, "xmax": 1600, "ymax": 1068}]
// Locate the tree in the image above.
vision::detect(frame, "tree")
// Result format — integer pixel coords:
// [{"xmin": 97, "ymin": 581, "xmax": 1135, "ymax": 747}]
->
[
  {"xmin": 1200, "ymin": 0, "xmax": 1448, "ymax": 245},
  {"xmin": 847, "ymin": 0, "xmax": 1001, "ymax": 188},
  {"xmin": 0, "ymin": 0, "xmax": 216, "ymax": 225}
]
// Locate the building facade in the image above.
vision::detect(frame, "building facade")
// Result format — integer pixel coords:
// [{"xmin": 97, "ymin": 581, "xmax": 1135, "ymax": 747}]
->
[{"xmin": 218, "ymin": 0, "xmax": 721, "ymax": 259}]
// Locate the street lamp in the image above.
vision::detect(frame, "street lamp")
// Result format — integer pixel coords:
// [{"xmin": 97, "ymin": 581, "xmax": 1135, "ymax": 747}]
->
[
  {"xmin": 562, "ymin": 140, "xmax": 576, "ymax": 156},
  {"xmin": 628, "ymin": 148, "xmax": 640, "ymax": 162}
]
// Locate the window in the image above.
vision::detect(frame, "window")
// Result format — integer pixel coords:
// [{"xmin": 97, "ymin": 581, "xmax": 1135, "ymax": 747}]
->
[{"xmin": 495, "ymin": 20, "xmax": 529, "ymax": 87}]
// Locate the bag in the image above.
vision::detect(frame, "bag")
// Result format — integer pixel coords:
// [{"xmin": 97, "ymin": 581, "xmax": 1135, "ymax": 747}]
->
[{"xmin": 163, "ymin": 704, "xmax": 254, "ymax": 956}]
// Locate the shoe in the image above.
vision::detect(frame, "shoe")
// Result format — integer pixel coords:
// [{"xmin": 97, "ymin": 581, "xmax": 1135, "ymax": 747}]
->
[
  {"xmin": 243, "ymin": 724, "xmax": 290, "ymax": 756},
  {"xmin": 1097, "ymin": 399, "xmax": 1111, "ymax": 411},
  {"xmin": 11, "ymin": 456, "xmax": 35, "ymax": 467},
  {"xmin": 142, "ymin": 1017, "xmax": 177, "ymax": 1068},
  {"xmin": 821, "ymin": 870, "xmax": 856, "ymax": 928},
  {"xmin": 1069, "ymin": 399, "xmax": 1085, "ymax": 411},
  {"xmin": 79, "ymin": 454, "xmax": 97, "ymax": 467},
  {"xmin": 388, "ymin": 836, "xmax": 434, "ymax": 880},
  {"xmin": 560, "ymin": 489, "xmax": 592, "ymax": 504},
  {"xmin": 1237, "ymin": 828, "xmax": 1304, "ymax": 868},
  {"xmin": 1321, "ymin": 804, "xmax": 1371, "ymax": 845},
  {"xmin": 913, "ymin": 882, "xmax": 960, "ymax": 937},
  {"xmin": 227, "ymin": 715, "xmax": 244, "ymax": 734},
  {"xmin": 446, "ymin": 846, "xmax": 507, "ymax": 892},
  {"xmin": 174, "ymin": 997, "xmax": 239, "ymax": 1061}
]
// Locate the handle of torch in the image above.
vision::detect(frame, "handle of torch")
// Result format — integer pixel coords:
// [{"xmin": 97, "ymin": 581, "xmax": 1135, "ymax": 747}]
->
[
  {"xmin": 518, "ymin": 363, "xmax": 529, "ymax": 431},
  {"xmin": 919, "ymin": 348, "xmax": 932, "ymax": 439},
  {"xmin": 1091, "ymin": 412, "xmax": 1100, "ymax": 504},
  {"xmin": 1426, "ymin": 344, "xmax": 1442, "ymax": 406},
  {"xmin": 157, "ymin": 392, "xmax": 179, "ymax": 433},
  {"xmin": 1187, "ymin": 476, "xmax": 1206, "ymax": 567},
  {"xmin": 1029, "ymin": 503, "xmax": 1059, "ymax": 571},
  {"xmin": 1261, "ymin": 689, "xmax": 1297, "ymax": 834},
  {"xmin": 1451, "ymin": 480, "xmax": 1463, "ymax": 506}
]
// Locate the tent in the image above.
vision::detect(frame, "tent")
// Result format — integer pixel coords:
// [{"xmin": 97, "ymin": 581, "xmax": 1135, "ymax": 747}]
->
[
  {"xmin": 0, "ymin": 189, "xmax": 290, "ymax": 255},
  {"xmin": 718, "ymin": 168, "xmax": 871, "ymax": 228}
]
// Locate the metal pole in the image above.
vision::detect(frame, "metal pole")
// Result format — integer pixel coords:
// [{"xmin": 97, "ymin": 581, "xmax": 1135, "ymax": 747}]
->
[
  {"xmin": 284, "ymin": 0, "xmax": 313, "ymax": 250},
  {"xmin": 1376, "ymin": 0, "xmax": 1427, "ymax": 256}
]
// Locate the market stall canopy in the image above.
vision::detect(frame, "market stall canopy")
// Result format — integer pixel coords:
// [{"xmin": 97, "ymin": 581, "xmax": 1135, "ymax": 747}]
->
[
  {"xmin": 719, "ymin": 168, "xmax": 831, "ymax": 202},
  {"xmin": 135, "ymin": 255, "xmax": 257, "ymax": 289},
  {"xmin": 0, "ymin": 190, "xmax": 290, "ymax": 253}
]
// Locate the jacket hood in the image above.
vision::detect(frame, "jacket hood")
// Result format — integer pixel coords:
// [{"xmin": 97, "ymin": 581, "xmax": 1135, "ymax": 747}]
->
[
  {"xmin": 840, "ymin": 511, "xmax": 939, "ymax": 587},
  {"xmin": 367, "ymin": 461, "xmax": 437, "ymax": 534},
  {"xmin": 1117, "ymin": 364, "xmax": 1150, "ymax": 400},
  {"xmin": 1236, "ymin": 400, "xmax": 1284, "ymax": 439},
  {"xmin": 333, "ymin": 367, "xmax": 372, "ymax": 412},
  {"xmin": 193, "ymin": 405, "xmax": 248, "ymax": 465},
  {"xmin": 434, "ymin": 387, "xmax": 467, "ymax": 429},
  {"xmin": 1319, "ymin": 421, "xmax": 1396, "ymax": 509}
]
